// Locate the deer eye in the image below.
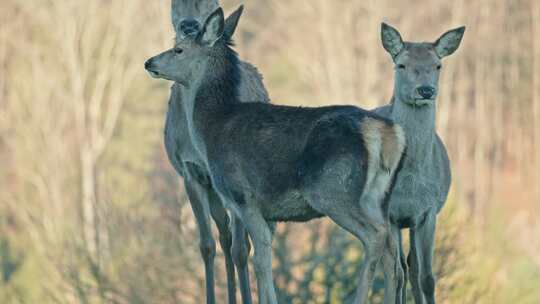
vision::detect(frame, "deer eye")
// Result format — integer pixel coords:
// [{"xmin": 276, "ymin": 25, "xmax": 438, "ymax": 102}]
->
[
  {"xmin": 397, "ymin": 64, "xmax": 406, "ymax": 70},
  {"xmin": 174, "ymin": 48, "xmax": 183, "ymax": 55},
  {"xmin": 436, "ymin": 64, "xmax": 442, "ymax": 70}
]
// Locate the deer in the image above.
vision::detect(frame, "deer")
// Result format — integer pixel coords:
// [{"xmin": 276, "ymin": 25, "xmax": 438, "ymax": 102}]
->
[
  {"xmin": 375, "ymin": 23, "xmax": 465, "ymax": 304},
  {"xmin": 146, "ymin": 6, "xmax": 407, "ymax": 304},
  {"xmin": 165, "ymin": 1, "xmax": 270, "ymax": 303}
]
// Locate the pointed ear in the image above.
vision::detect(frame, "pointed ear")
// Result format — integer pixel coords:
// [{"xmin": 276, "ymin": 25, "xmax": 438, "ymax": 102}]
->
[
  {"xmin": 200, "ymin": 7, "xmax": 225, "ymax": 46},
  {"xmin": 381, "ymin": 23, "xmax": 404, "ymax": 59},
  {"xmin": 224, "ymin": 5, "xmax": 244, "ymax": 40},
  {"xmin": 171, "ymin": 0, "xmax": 182, "ymax": 30},
  {"xmin": 434, "ymin": 26, "xmax": 466, "ymax": 58}
]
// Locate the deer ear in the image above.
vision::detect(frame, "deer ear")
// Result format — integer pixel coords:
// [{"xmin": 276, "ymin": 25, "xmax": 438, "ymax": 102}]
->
[
  {"xmin": 224, "ymin": 5, "xmax": 244, "ymax": 40},
  {"xmin": 201, "ymin": 7, "xmax": 225, "ymax": 46},
  {"xmin": 434, "ymin": 26, "xmax": 466, "ymax": 58},
  {"xmin": 381, "ymin": 23, "xmax": 404, "ymax": 59},
  {"xmin": 171, "ymin": 0, "xmax": 181, "ymax": 30}
]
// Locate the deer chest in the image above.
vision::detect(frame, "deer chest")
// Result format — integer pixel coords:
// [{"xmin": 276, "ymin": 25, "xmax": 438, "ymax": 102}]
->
[
  {"xmin": 388, "ymin": 170, "xmax": 442, "ymax": 227},
  {"xmin": 164, "ymin": 106, "xmax": 203, "ymax": 176}
]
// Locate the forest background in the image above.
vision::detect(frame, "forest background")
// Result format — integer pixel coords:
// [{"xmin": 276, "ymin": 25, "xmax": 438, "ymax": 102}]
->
[{"xmin": 1, "ymin": 0, "xmax": 540, "ymax": 303}]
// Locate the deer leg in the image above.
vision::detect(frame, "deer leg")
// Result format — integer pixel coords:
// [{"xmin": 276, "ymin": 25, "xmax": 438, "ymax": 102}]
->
[
  {"xmin": 208, "ymin": 191, "xmax": 237, "ymax": 304},
  {"xmin": 358, "ymin": 224, "xmax": 404, "ymax": 304},
  {"xmin": 267, "ymin": 221, "xmax": 277, "ymax": 237},
  {"xmin": 414, "ymin": 214, "xmax": 437, "ymax": 304},
  {"xmin": 311, "ymin": 203, "xmax": 394, "ymax": 304},
  {"xmin": 231, "ymin": 215, "xmax": 253, "ymax": 304},
  {"xmin": 398, "ymin": 231, "xmax": 408, "ymax": 304},
  {"xmin": 382, "ymin": 246, "xmax": 400, "ymax": 304},
  {"xmin": 408, "ymin": 230, "xmax": 424, "ymax": 304},
  {"xmin": 354, "ymin": 229, "xmax": 386, "ymax": 304},
  {"xmin": 184, "ymin": 179, "xmax": 216, "ymax": 304},
  {"xmin": 239, "ymin": 207, "xmax": 277, "ymax": 304},
  {"xmin": 344, "ymin": 218, "xmax": 392, "ymax": 304},
  {"xmin": 386, "ymin": 225, "xmax": 406, "ymax": 304},
  {"xmin": 303, "ymin": 193, "xmax": 399, "ymax": 302},
  {"xmin": 356, "ymin": 206, "xmax": 401, "ymax": 304}
]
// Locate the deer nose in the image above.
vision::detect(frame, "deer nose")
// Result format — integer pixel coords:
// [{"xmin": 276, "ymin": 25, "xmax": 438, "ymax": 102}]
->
[
  {"xmin": 417, "ymin": 86, "xmax": 436, "ymax": 99},
  {"xmin": 179, "ymin": 19, "xmax": 200, "ymax": 37},
  {"xmin": 144, "ymin": 59, "xmax": 153, "ymax": 70}
]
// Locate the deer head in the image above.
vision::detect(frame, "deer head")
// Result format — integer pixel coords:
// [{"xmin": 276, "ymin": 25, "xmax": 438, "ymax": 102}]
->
[
  {"xmin": 381, "ymin": 23, "xmax": 465, "ymax": 107},
  {"xmin": 146, "ymin": 6, "xmax": 243, "ymax": 85},
  {"xmin": 171, "ymin": 0, "xmax": 219, "ymax": 39}
]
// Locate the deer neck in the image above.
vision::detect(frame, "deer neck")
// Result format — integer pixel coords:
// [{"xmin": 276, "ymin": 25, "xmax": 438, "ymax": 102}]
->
[
  {"xmin": 182, "ymin": 45, "xmax": 240, "ymax": 154},
  {"xmin": 389, "ymin": 95, "xmax": 436, "ymax": 166},
  {"xmin": 169, "ymin": 83, "xmax": 185, "ymax": 115}
]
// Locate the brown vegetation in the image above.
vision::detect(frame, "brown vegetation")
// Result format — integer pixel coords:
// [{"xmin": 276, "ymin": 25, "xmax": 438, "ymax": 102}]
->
[{"xmin": 0, "ymin": 0, "xmax": 539, "ymax": 303}]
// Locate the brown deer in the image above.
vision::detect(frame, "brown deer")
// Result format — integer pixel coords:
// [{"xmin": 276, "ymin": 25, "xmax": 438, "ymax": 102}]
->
[
  {"xmin": 146, "ymin": 6, "xmax": 406, "ymax": 304},
  {"xmin": 166, "ymin": 1, "xmax": 270, "ymax": 303},
  {"xmin": 376, "ymin": 23, "xmax": 465, "ymax": 304}
]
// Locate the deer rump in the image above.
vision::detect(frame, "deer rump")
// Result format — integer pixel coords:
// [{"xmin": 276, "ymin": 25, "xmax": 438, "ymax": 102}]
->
[{"xmin": 202, "ymin": 103, "xmax": 404, "ymax": 223}]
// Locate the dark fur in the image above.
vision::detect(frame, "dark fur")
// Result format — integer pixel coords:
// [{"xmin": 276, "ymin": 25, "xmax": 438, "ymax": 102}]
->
[
  {"xmin": 186, "ymin": 36, "xmax": 404, "ymax": 304},
  {"xmin": 378, "ymin": 22, "xmax": 464, "ymax": 304},
  {"xmin": 147, "ymin": 8, "xmax": 406, "ymax": 303},
  {"xmin": 189, "ymin": 41, "xmax": 394, "ymax": 218},
  {"xmin": 163, "ymin": 4, "xmax": 270, "ymax": 304}
]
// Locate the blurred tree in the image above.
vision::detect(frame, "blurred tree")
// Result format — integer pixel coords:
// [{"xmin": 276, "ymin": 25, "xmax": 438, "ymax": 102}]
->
[{"xmin": 0, "ymin": 0, "xmax": 539, "ymax": 303}]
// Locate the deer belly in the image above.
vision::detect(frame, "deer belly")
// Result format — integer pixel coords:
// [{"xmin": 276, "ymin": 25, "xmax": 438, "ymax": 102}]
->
[{"xmin": 261, "ymin": 191, "xmax": 324, "ymax": 222}]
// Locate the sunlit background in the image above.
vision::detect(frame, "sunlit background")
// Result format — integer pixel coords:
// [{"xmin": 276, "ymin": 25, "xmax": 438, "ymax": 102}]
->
[{"xmin": 1, "ymin": 0, "xmax": 540, "ymax": 303}]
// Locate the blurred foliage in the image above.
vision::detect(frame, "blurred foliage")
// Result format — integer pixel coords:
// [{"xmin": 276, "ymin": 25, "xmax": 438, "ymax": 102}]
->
[{"xmin": 0, "ymin": 0, "xmax": 539, "ymax": 303}]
